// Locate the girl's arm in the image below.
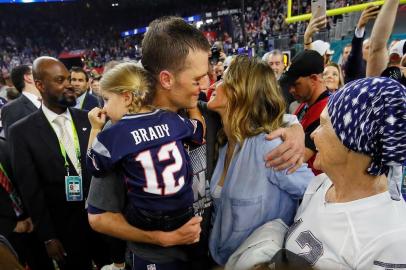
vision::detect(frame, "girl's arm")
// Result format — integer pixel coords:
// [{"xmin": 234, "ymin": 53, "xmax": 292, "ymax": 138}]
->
[{"xmin": 87, "ymin": 108, "xmax": 106, "ymax": 150}]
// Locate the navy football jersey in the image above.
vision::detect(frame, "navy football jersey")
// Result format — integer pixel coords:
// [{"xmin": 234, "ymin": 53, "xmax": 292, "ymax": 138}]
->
[{"xmin": 87, "ymin": 109, "xmax": 204, "ymax": 212}]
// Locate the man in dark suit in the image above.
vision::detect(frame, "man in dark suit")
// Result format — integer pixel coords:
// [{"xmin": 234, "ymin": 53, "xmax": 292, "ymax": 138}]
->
[
  {"xmin": 0, "ymin": 137, "xmax": 53, "ymax": 270},
  {"xmin": 1, "ymin": 65, "xmax": 42, "ymax": 138},
  {"xmin": 9, "ymin": 57, "xmax": 109, "ymax": 269},
  {"xmin": 70, "ymin": 66, "xmax": 101, "ymax": 111}
]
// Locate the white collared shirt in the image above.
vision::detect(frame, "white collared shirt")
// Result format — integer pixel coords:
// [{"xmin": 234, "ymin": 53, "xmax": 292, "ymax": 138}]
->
[
  {"xmin": 22, "ymin": 92, "xmax": 42, "ymax": 108},
  {"xmin": 355, "ymin": 27, "xmax": 365, "ymax": 39},
  {"xmin": 42, "ymin": 105, "xmax": 74, "ymax": 140},
  {"xmin": 74, "ymin": 92, "xmax": 86, "ymax": 109}
]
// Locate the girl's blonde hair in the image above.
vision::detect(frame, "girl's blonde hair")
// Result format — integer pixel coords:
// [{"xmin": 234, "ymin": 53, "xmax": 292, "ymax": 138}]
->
[
  {"xmin": 220, "ymin": 55, "xmax": 286, "ymax": 145},
  {"xmin": 100, "ymin": 62, "xmax": 155, "ymax": 113}
]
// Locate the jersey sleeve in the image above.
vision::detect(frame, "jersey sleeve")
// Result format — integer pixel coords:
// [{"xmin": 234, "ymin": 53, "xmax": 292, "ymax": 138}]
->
[
  {"xmin": 264, "ymin": 137, "xmax": 314, "ymax": 199},
  {"xmin": 86, "ymin": 131, "xmax": 115, "ymax": 177}
]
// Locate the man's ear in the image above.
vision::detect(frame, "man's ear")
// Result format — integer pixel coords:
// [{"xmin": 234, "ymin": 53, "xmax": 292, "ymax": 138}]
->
[
  {"xmin": 309, "ymin": 74, "xmax": 322, "ymax": 84},
  {"xmin": 159, "ymin": 70, "xmax": 174, "ymax": 90},
  {"xmin": 24, "ymin": 73, "xmax": 34, "ymax": 84},
  {"xmin": 35, "ymin": 80, "xmax": 44, "ymax": 94}
]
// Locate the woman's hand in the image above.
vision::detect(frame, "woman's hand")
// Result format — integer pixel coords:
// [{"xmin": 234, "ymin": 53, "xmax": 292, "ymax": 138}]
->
[
  {"xmin": 357, "ymin": 5, "xmax": 380, "ymax": 30},
  {"xmin": 304, "ymin": 15, "xmax": 327, "ymax": 48},
  {"xmin": 88, "ymin": 107, "xmax": 106, "ymax": 131}
]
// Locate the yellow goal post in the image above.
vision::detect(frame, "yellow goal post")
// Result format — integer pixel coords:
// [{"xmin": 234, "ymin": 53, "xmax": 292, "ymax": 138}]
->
[{"xmin": 285, "ymin": 0, "xmax": 406, "ymax": 24}]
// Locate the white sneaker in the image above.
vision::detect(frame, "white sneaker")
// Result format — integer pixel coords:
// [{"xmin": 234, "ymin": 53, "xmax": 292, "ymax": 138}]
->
[{"xmin": 101, "ymin": 263, "xmax": 126, "ymax": 270}]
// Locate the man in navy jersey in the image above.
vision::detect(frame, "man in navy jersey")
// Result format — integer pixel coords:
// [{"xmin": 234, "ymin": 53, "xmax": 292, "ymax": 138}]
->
[{"xmin": 87, "ymin": 16, "xmax": 305, "ymax": 270}]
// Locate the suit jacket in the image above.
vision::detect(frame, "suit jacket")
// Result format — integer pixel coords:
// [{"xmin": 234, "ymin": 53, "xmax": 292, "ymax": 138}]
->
[
  {"xmin": 8, "ymin": 107, "xmax": 91, "ymax": 242},
  {"xmin": 198, "ymin": 101, "xmax": 222, "ymax": 181},
  {"xmin": 0, "ymin": 138, "xmax": 19, "ymax": 237},
  {"xmin": 81, "ymin": 91, "xmax": 101, "ymax": 111},
  {"xmin": 1, "ymin": 94, "xmax": 38, "ymax": 139},
  {"xmin": 343, "ymin": 32, "xmax": 366, "ymax": 84}
]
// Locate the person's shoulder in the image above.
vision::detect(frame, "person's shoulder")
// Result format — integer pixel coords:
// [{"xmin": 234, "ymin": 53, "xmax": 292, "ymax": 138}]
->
[
  {"xmin": 0, "ymin": 136, "xmax": 7, "ymax": 149},
  {"xmin": 10, "ymin": 109, "xmax": 40, "ymax": 127},
  {"xmin": 1, "ymin": 95, "xmax": 23, "ymax": 110},
  {"xmin": 7, "ymin": 110, "xmax": 40, "ymax": 138},
  {"xmin": 87, "ymin": 92, "xmax": 100, "ymax": 103},
  {"xmin": 254, "ymin": 132, "xmax": 283, "ymax": 152},
  {"xmin": 160, "ymin": 109, "xmax": 188, "ymax": 123},
  {"xmin": 70, "ymin": 107, "xmax": 90, "ymax": 122},
  {"xmin": 357, "ymin": 224, "xmax": 406, "ymax": 268},
  {"xmin": 70, "ymin": 107, "xmax": 89, "ymax": 116},
  {"xmin": 120, "ymin": 109, "xmax": 165, "ymax": 124},
  {"xmin": 304, "ymin": 173, "xmax": 330, "ymax": 194}
]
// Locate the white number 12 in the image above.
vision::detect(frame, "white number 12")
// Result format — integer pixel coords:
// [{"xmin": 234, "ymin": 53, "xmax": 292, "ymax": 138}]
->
[{"xmin": 135, "ymin": 142, "xmax": 185, "ymax": 196}]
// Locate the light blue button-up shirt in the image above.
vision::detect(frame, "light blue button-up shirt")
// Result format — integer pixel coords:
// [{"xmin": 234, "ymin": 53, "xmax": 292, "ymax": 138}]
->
[{"xmin": 209, "ymin": 133, "xmax": 314, "ymax": 265}]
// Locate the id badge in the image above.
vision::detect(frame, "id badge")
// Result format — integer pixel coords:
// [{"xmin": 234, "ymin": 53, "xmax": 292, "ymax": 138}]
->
[{"xmin": 65, "ymin": 176, "xmax": 83, "ymax": 201}]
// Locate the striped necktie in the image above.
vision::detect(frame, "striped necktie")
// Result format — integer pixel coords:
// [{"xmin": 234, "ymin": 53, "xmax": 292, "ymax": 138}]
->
[{"xmin": 53, "ymin": 115, "xmax": 81, "ymax": 175}]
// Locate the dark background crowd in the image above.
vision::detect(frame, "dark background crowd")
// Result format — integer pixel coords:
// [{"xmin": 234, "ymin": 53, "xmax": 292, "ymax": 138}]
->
[{"xmin": 0, "ymin": 0, "xmax": 381, "ymax": 75}]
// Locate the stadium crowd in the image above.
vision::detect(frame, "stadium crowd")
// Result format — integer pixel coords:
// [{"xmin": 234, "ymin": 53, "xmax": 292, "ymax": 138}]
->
[
  {"xmin": 1, "ymin": 0, "xmax": 368, "ymax": 75},
  {"xmin": 0, "ymin": 0, "xmax": 406, "ymax": 269}
]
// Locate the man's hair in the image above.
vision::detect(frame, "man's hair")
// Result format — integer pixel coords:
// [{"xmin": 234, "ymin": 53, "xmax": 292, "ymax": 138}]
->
[
  {"xmin": 10, "ymin": 65, "xmax": 31, "ymax": 92},
  {"xmin": 269, "ymin": 49, "xmax": 284, "ymax": 58},
  {"xmin": 70, "ymin": 66, "xmax": 89, "ymax": 81},
  {"xmin": 141, "ymin": 16, "xmax": 210, "ymax": 76}
]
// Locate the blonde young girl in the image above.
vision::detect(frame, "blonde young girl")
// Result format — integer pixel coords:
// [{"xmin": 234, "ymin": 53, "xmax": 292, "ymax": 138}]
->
[{"xmin": 86, "ymin": 62, "xmax": 205, "ymax": 267}]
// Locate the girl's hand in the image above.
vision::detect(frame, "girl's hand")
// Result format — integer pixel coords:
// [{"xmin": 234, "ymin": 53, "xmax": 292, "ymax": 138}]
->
[{"xmin": 88, "ymin": 108, "xmax": 106, "ymax": 131}]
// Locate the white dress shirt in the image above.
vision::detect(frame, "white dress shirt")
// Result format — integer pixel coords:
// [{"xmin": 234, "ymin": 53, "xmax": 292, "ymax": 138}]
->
[
  {"xmin": 23, "ymin": 92, "xmax": 42, "ymax": 108},
  {"xmin": 42, "ymin": 105, "xmax": 74, "ymax": 140}
]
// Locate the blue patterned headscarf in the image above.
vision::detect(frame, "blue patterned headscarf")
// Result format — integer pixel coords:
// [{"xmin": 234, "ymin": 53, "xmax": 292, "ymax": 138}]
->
[{"xmin": 328, "ymin": 77, "xmax": 406, "ymax": 200}]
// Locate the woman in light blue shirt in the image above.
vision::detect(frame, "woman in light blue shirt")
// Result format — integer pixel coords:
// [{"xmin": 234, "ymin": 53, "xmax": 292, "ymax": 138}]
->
[{"xmin": 207, "ymin": 56, "xmax": 313, "ymax": 266}]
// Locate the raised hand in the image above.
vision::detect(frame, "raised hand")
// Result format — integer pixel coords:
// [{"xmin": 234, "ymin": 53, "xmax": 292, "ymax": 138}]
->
[{"xmin": 357, "ymin": 5, "xmax": 380, "ymax": 29}]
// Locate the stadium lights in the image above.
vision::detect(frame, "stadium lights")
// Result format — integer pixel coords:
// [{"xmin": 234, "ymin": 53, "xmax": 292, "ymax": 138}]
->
[{"xmin": 196, "ymin": 21, "xmax": 204, "ymax": 29}]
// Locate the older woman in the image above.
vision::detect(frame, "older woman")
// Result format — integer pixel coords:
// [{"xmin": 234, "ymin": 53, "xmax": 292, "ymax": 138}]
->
[
  {"xmin": 285, "ymin": 77, "xmax": 406, "ymax": 268},
  {"xmin": 207, "ymin": 56, "xmax": 313, "ymax": 266},
  {"xmin": 322, "ymin": 63, "xmax": 344, "ymax": 92}
]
